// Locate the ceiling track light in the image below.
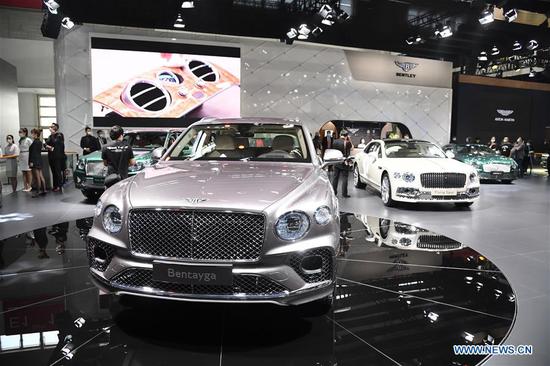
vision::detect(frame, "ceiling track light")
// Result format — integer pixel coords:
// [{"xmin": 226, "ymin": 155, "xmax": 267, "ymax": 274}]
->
[
  {"xmin": 526, "ymin": 40, "xmax": 539, "ymax": 51},
  {"xmin": 491, "ymin": 46, "xmax": 500, "ymax": 56},
  {"xmin": 478, "ymin": 5, "xmax": 495, "ymax": 25},
  {"xmin": 43, "ymin": 0, "xmax": 60, "ymax": 14},
  {"xmin": 435, "ymin": 25, "xmax": 453, "ymax": 38},
  {"xmin": 512, "ymin": 41, "xmax": 522, "ymax": 51},
  {"xmin": 529, "ymin": 68, "xmax": 536, "ymax": 77},
  {"xmin": 504, "ymin": 8, "xmax": 517, "ymax": 22},
  {"xmin": 61, "ymin": 17, "xmax": 74, "ymax": 29},
  {"xmin": 478, "ymin": 51, "xmax": 488, "ymax": 61},
  {"xmin": 181, "ymin": 1, "xmax": 194, "ymax": 9},
  {"xmin": 173, "ymin": 14, "xmax": 185, "ymax": 28},
  {"xmin": 297, "ymin": 24, "xmax": 311, "ymax": 40}
]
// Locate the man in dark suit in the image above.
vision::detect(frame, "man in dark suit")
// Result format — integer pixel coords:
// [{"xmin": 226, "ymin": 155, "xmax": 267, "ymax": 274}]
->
[
  {"xmin": 45, "ymin": 123, "xmax": 65, "ymax": 192},
  {"xmin": 331, "ymin": 130, "xmax": 353, "ymax": 198},
  {"xmin": 80, "ymin": 126, "xmax": 101, "ymax": 155}
]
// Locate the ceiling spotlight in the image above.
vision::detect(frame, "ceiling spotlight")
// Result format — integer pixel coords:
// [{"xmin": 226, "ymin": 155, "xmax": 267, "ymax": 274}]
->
[
  {"xmin": 319, "ymin": 4, "xmax": 333, "ymax": 18},
  {"xmin": 435, "ymin": 25, "xmax": 453, "ymax": 38},
  {"xmin": 512, "ymin": 41, "xmax": 522, "ymax": 51},
  {"xmin": 61, "ymin": 17, "xmax": 74, "ymax": 29},
  {"xmin": 526, "ymin": 40, "xmax": 539, "ymax": 50},
  {"xmin": 43, "ymin": 0, "xmax": 60, "ymax": 14},
  {"xmin": 529, "ymin": 68, "xmax": 536, "ymax": 77},
  {"xmin": 406, "ymin": 35, "xmax": 422, "ymax": 45},
  {"xmin": 336, "ymin": 9, "xmax": 350, "ymax": 22},
  {"xmin": 504, "ymin": 8, "xmax": 517, "ymax": 22},
  {"xmin": 298, "ymin": 24, "xmax": 311, "ymax": 40},
  {"xmin": 311, "ymin": 26, "xmax": 323, "ymax": 37},
  {"xmin": 181, "ymin": 1, "xmax": 194, "ymax": 8},
  {"xmin": 478, "ymin": 6, "xmax": 494, "ymax": 25},
  {"xmin": 478, "ymin": 51, "xmax": 488, "ymax": 61},
  {"xmin": 173, "ymin": 14, "xmax": 185, "ymax": 28},
  {"xmin": 286, "ymin": 27, "xmax": 298, "ymax": 43},
  {"xmin": 490, "ymin": 46, "xmax": 500, "ymax": 55}
]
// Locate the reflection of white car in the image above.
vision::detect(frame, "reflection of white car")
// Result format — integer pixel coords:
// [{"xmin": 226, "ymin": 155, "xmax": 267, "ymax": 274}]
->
[{"xmin": 353, "ymin": 139, "xmax": 480, "ymax": 207}]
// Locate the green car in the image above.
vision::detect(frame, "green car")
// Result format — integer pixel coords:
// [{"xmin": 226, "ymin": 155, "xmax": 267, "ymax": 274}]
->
[
  {"xmin": 442, "ymin": 143, "xmax": 518, "ymax": 183},
  {"xmin": 74, "ymin": 128, "xmax": 183, "ymax": 199}
]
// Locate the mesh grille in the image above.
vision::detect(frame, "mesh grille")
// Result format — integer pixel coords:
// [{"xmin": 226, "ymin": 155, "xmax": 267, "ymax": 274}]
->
[
  {"xmin": 110, "ymin": 268, "xmax": 287, "ymax": 296},
  {"xmin": 417, "ymin": 235, "xmax": 462, "ymax": 250},
  {"xmin": 87, "ymin": 238, "xmax": 116, "ymax": 272},
  {"xmin": 128, "ymin": 209, "xmax": 265, "ymax": 261},
  {"xmin": 289, "ymin": 247, "xmax": 334, "ymax": 283},
  {"xmin": 420, "ymin": 173, "xmax": 466, "ymax": 188}
]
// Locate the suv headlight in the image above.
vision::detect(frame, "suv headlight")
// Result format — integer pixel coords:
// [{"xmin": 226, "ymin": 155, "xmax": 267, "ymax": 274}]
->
[
  {"xmin": 314, "ymin": 206, "xmax": 331, "ymax": 225},
  {"xmin": 77, "ymin": 159, "xmax": 85, "ymax": 170},
  {"xmin": 102, "ymin": 205, "xmax": 122, "ymax": 233},
  {"xmin": 275, "ymin": 211, "xmax": 310, "ymax": 241}
]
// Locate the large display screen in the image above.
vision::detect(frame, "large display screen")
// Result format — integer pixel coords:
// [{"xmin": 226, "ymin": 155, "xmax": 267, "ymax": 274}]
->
[{"xmin": 91, "ymin": 38, "xmax": 240, "ymax": 127}]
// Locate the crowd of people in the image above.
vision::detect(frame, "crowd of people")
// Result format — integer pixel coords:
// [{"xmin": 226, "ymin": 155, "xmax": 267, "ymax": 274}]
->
[{"xmin": 484, "ymin": 136, "xmax": 534, "ymax": 177}]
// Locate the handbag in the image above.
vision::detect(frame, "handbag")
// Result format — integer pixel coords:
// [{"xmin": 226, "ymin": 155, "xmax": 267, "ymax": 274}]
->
[{"xmin": 104, "ymin": 145, "xmax": 125, "ymax": 188}]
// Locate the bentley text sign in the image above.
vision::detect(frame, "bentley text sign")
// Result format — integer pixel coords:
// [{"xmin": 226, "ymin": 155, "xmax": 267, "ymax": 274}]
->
[{"xmin": 345, "ymin": 51, "xmax": 452, "ymax": 88}]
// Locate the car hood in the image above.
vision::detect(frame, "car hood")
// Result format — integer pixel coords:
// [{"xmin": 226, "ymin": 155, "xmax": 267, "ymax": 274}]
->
[
  {"xmin": 128, "ymin": 160, "xmax": 315, "ymax": 212},
  {"xmin": 83, "ymin": 149, "xmax": 152, "ymax": 162},
  {"xmin": 460, "ymin": 154, "xmax": 514, "ymax": 165},
  {"xmin": 383, "ymin": 158, "xmax": 473, "ymax": 173}
]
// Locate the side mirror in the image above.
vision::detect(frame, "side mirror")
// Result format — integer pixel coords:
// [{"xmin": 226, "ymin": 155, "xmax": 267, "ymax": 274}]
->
[
  {"xmin": 321, "ymin": 149, "xmax": 345, "ymax": 169},
  {"xmin": 445, "ymin": 150, "xmax": 455, "ymax": 159},
  {"xmin": 152, "ymin": 147, "xmax": 166, "ymax": 161}
]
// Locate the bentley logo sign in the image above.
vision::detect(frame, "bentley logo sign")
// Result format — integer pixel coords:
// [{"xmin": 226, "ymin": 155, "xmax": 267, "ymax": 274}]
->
[
  {"xmin": 496, "ymin": 109, "xmax": 514, "ymax": 117},
  {"xmin": 185, "ymin": 198, "xmax": 207, "ymax": 204},
  {"xmin": 394, "ymin": 61, "xmax": 418, "ymax": 78},
  {"xmin": 495, "ymin": 109, "xmax": 515, "ymax": 122}
]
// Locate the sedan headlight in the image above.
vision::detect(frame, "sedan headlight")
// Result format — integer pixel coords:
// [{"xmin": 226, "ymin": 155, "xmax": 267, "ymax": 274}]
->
[
  {"xmin": 393, "ymin": 172, "xmax": 415, "ymax": 182},
  {"xmin": 469, "ymin": 172, "xmax": 478, "ymax": 182},
  {"xmin": 77, "ymin": 159, "xmax": 85, "ymax": 170},
  {"xmin": 314, "ymin": 206, "xmax": 332, "ymax": 225},
  {"xmin": 102, "ymin": 205, "xmax": 122, "ymax": 233},
  {"xmin": 275, "ymin": 211, "xmax": 310, "ymax": 241},
  {"xmin": 94, "ymin": 199, "xmax": 103, "ymax": 217}
]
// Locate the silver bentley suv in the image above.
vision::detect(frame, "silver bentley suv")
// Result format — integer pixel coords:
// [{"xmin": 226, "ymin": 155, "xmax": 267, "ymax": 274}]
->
[{"xmin": 87, "ymin": 118, "xmax": 342, "ymax": 307}]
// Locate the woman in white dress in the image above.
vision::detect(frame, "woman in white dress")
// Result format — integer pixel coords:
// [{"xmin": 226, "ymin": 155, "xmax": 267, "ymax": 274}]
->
[
  {"xmin": 4, "ymin": 135, "xmax": 20, "ymax": 192},
  {"xmin": 18, "ymin": 128, "xmax": 33, "ymax": 192}
]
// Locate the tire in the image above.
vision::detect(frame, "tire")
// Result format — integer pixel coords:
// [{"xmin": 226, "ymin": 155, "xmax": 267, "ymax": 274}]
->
[
  {"xmin": 380, "ymin": 174, "xmax": 395, "ymax": 207},
  {"xmin": 353, "ymin": 165, "xmax": 366, "ymax": 189},
  {"xmin": 455, "ymin": 202, "xmax": 473, "ymax": 208}
]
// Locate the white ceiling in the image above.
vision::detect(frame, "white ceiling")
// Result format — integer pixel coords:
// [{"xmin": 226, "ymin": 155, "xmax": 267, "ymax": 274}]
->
[{"xmin": 0, "ymin": 37, "xmax": 54, "ymax": 88}]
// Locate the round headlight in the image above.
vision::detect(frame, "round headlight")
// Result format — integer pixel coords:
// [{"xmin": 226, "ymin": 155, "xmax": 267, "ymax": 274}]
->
[
  {"xmin": 275, "ymin": 211, "xmax": 310, "ymax": 241},
  {"xmin": 94, "ymin": 199, "xmax": 103, "ymax": 217},
  {"xmin": 402, "ymin": 172, "xmax": 415, "ymax": 183},
  {"xmin": 469, "ymin": 172, "xmax": 477, "ymax": 182},
  {"xmin": 77, "ymin": 160, "xmax": 85, "ymax": 170},
  {"xmin": 393, "ymin": 172, "xmax": 402, "ymax": 179},
  {"xmin": 314, "ymin": 206, "xmax": 332, "ymax": 225},
  {"xmin": 102, "ymin": 205, "xmax": 122, "ymax": 233}
]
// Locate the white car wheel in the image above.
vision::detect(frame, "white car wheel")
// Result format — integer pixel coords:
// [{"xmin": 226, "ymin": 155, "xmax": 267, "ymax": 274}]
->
[{"xmin": 381, "ymin": 174, "xmax": 394, "ymax": 207}]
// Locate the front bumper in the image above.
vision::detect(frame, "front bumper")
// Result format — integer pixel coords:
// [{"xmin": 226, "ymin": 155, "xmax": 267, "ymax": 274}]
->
[
  {"xmin": 74, "ymin": 169, "xmax": 106, "ymax": 191},
  {"xmin": 87, "ymin": 237, "xmax": 336, "ymax": 306},
  {"xmin": 478, "ymin": 171, "xmax": 516, "ymax": 181},
  {"xmin": 395, "ymin": 186, "xmax": 480, "ymax": 203}
]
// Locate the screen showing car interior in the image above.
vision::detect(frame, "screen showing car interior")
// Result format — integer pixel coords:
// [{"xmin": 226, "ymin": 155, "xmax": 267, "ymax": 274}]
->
[{"xmin": 91, "ymin": 38, "xmax": 240, "ymax": 127}]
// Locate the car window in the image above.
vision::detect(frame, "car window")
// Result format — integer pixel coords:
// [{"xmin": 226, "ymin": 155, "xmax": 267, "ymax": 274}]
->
[
  {"xmin": 384, "ymin": 141, "xmax": 446, "ymax": 158},
  {"xmin": 124, "ymin": 132, "xmax": 166, "ymax": 149}
]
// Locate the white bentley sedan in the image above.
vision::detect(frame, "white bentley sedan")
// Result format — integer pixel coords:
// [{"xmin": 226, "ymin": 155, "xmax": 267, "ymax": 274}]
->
[{"xmin": 353, "ymin": 139, "xmax": 480, "ymax": 207}]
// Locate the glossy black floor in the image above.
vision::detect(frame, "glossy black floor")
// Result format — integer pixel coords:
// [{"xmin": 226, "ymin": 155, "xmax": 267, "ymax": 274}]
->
[{"xmin": 0, "ymin": 213, "xmax": 516, "ymax": 366}]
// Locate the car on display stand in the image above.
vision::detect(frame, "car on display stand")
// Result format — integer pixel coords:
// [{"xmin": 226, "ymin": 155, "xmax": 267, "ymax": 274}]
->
[
  {"xmin": 442, "ymin": 143, "xmax": 518, "ymax": 183},
  {"xmin": 353, "ymin": 139, "xmax": 480, "ymax": 207},
  {"xmin": 73, "ymin": 128, "xmax": 183, "ymax": 200},
  {"xmin": 87, "ymin": 118, "xmax": 343, "ymax": 310}
]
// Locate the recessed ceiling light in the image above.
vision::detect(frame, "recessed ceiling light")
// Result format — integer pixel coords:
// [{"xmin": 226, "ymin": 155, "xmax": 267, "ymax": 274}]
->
[
  {"xmin": 504, "ymin": 8, "xmax": 517, "ymax": 22},
  {"xmin": 478, "ymin": 6, "xmax": 494, "ymax": 25},
  {"xmin": 512, "ymin": 41, "xmax": 522, "ymax": 51},
  {"xmin": 491, "ymin": 46, "xmax": 500, "ymax": 56}
]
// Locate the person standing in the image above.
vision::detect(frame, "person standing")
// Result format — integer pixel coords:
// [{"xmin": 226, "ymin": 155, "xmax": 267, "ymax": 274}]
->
[
  {"xmin": 524, "ymin": 140, "xmax": 534, "ymax": 176},
  {"xmin": 80, "ymin": 126, "xmax": 101, "ymax": 156},
  {"xmin": 488, "ymin": 136, "xmax": 498, "ymax": 151},
  {"xmin": 3, "ymin": 135, "xmax": 20, "ymax": 192},
  {"xmin": 499, "ymin": 137, "xmax": 513, "ymax": 157},
  {"xmin": 312, "ymin": 132, "xmax": 322, "ymax": 156},
  {"xmin": 18, "ymin": 128, "xmax": 33, "ymax": 192},
  {"xmin": 510, "ymin": 137, "xmax": 525, "ymax": 178},
  {"xmin": 101, "ymin": 125, "xmax": 135, "ymax": 187},
  {"xmin": 45, "ymin": 123, "xmax": 65, "ymax": 192},
  {"xmin": 29, "ymin": 128, "xmax": 47, "ymax": 197},
  {"xmin": 331, "ymin": 131, "xmax": 353, "ymax": 198},
  {"xmin": 97, "ymin": 130, "xmax": 107, "ymax": 146}
]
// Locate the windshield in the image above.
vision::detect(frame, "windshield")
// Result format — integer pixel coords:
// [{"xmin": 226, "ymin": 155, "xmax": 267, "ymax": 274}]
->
[
  {"xmin": 168, "ymin": 123, "xmax": 310, "ymax": 162},
  {"xmin": 457, "ymin": 145, "xmax": 496, "ymax": 156},
  {"xmin": 124, "ymin": 132, "xmax": 166, "ymax": 149},
  {"xmin": 384, "ymin": 141, "xmax": 446, "ymax": 158}
]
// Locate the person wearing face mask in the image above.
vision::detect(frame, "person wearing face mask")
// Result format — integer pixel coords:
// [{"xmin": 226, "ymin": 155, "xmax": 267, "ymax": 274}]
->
[
  {"xmin": 18, "ymin": 128, "xmax": 33, "ymax": 192},
  {"xmin": 3, "ymin": 135, "xmax": 20, "ymax": 192},
  {"xmin": 45, "ymin": 123, "xmax": 65, "ymax": 192},
  {"xmin": 97, "ymin": 130, "xmax": 107, "ymax": 146},
  {"xmin": 29, "ymin": 128, "xmax": 47, "ymax": 197},
  {"xmin": 80, "ymin": 126, "xmax": 101, "ymax": 156}
]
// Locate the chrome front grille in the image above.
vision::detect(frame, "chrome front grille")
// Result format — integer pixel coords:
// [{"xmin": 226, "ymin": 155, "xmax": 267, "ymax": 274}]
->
[
  {"xmin": 128, "ymin": 209, "xmax": 265, "ymax": 261},
  {"xmin": 85, "ymin": 162, "xmax": 107, "ymax": 177},
  {"xmin": 110, "ymin": 268, "xmax": 288, "ymax": 297},
  {"xmin": 417, "ymin": 235, "xmax": 462, "ymax": 250},
  {"xmin": 420, "ymin": 173, "xmax": 466, "ymax": 188}
]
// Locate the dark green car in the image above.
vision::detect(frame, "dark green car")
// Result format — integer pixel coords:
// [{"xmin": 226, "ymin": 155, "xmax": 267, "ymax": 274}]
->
[
  {"xmin": 74, "ymin": 128, "xmax": 183, "ymax": 199},
  {"xmin": 442, "ymin": 144, "xmax": 518, "ymax": 183}
]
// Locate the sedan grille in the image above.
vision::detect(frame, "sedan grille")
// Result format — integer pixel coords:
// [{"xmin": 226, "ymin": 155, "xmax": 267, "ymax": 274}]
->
[
  {"xmin": 128, "ymin": 209, "xmax": 265, "ymax": 262},
  {"xmin": 110, "ymin": 268, "xmax": 287, "ymax": 297},
  {"xmin": 417, "ymin": 235, "xmax": 462, "ymax": 250},
  {"xmin": 85, "ymin": 162, "xmax": 107, "ymax": 177},
  {"xmin": 420, "ymin": 173, "xmax": 466, "ymax": 188}
]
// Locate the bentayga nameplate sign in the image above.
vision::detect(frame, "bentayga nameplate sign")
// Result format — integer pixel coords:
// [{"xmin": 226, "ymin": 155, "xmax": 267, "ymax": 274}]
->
[{"xmin": 345, "ymin": 51, "xmax": 452, "ymax": 88}]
